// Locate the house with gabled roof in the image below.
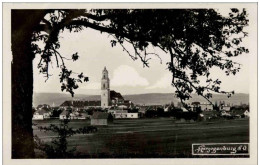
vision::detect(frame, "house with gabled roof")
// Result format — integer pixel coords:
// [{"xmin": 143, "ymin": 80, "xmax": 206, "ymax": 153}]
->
[
  {"xmin": 33, "ymin": 108, "xmax": 51, "ymax": 120},
  {"xmin": 230, "ymin": 109, "xmax": 249, "ymax": 118},
  {"xmin": 59, "ymin": 110, "xmax": 70, "ymax": 120},
  {"xmin": 91, "ymin": 112, "xmax": 113, "ymax": 126},
  {"xmin": 244, "ymin": 110, "xmax": 250, "ymax": 117}
]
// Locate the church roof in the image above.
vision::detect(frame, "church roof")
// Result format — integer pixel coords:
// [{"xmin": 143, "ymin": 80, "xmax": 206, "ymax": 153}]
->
[
  {"xmin": 85, "ymin": 101, "xmax": 101, "ymax": 106},
  {"xmin": 60, "ymin": 100, "xmax": 101, "ymax": 107},
  {"xmin": 110, "ymin": 90, "xmax": 124, "ymax": 100},
  {"xmin": 103, "ymin": 66, "xmax": 108, "ymax": 72}
]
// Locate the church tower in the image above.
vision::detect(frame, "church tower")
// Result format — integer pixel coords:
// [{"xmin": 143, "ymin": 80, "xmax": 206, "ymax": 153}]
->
[{"xmin": 101, "ymin": 67, "xmax": 110, "ymax": 108}]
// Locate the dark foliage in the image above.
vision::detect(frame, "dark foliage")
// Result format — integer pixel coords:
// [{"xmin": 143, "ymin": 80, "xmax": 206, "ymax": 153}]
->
[
  {"xmin": 128, "ymin": 107, "xmax": 139, "ymax": 113},
  {"xmin": 145, "ymin": 110, "xmax": 158, "ymax": 118},
  {"xmin": 30, "ymin": 9, "xmax": 248, "ymax": 105},
  {"xmin": 172, "ymin": 111, "xmax": 200, "ymax": 121},
  {"xmin": 50, "ymin": 108, "xmax": 63, "ymax": 117},
  {"xmin": 231, "ymin": 104, "xmax": 249, "ymax": 111}
]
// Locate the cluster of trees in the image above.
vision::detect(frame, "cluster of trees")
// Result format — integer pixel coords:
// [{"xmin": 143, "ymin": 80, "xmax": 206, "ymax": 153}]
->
[
  {"xmin": 144, "ymin": 106, "xmax": 202, "ymax": 120},
  {"xmin": 50, "ymin": 108, "xmax": 63, "ymax": 117},
  {"xmin": 230, "ymin": 104, "xmax": 250, "ymax": 111}
]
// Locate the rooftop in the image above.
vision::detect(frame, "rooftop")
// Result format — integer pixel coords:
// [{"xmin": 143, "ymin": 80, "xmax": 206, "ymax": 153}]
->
[
  {"xmin": 60, "ymin": 100, "xmax": 101, "ymax": 107},
  {"xmin": 92, "ymin": 112, "xmax": 110, "ymax": 119}
]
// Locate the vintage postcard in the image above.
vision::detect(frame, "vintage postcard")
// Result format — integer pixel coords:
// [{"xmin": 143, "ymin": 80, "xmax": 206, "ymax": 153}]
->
[{"xmin": 2, "ymin": 2, "xmax": 258, "ymax": 165}]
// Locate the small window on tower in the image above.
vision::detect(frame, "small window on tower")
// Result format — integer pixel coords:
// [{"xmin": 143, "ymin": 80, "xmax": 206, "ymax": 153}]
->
[
  {"xmin": 103, "ymin": 84, "xmax": 105, "ymax": 88},
  {"xmin": 103, "ymin": 74, "xmax": 105, "ymax": 79}
]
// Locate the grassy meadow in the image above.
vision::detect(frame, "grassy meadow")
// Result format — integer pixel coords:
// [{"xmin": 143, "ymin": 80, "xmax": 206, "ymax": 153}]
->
[{"xmin": 33, "ymin": 118, "xmax": 249, "ymax": 158}]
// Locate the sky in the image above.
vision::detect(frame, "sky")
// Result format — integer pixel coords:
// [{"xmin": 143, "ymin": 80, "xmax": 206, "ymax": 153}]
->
[{"xmin": 33, "ymin": 9, "xmax": 251, "ymax": 95}]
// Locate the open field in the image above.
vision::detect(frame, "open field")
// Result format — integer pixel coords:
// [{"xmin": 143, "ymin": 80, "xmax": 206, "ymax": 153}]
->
[{"xmin": 33, "ymin": 118, "xmax": 249, "ymax": 158}]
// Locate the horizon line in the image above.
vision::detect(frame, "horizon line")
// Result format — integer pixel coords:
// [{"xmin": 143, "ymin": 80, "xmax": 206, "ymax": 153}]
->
[{"xmin": 34, "ymin": 91, "xmax": 250, "ymax": 96}]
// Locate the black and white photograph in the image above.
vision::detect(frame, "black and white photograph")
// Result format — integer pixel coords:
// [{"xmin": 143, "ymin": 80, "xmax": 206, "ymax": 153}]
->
[{"xmin": 2, "ymin": 2, "xmax": 258, "ymax": 165}]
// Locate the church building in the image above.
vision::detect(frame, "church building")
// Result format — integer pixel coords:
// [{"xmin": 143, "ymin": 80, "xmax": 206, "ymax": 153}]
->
[
  {"xmin": 101, "ymin": 67, "xmax": 110, "ymax": 108},
  {"xmin": 101, "ymin": 67, "xmax": 134, "ymax": 109},
  {"xmin": 60, "ymin": 67, "xmax": 134, "ymax": 110}
]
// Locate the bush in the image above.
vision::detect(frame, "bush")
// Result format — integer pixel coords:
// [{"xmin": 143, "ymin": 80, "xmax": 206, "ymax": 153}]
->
[{"xmin": 34, "ymin": 116, "xmax": 97, "ymax": 158}]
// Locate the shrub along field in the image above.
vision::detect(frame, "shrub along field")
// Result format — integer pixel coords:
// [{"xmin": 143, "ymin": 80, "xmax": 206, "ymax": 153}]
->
[{"xmin": 33, "ymin": 118, "xmax": 249, "ymax": 158}]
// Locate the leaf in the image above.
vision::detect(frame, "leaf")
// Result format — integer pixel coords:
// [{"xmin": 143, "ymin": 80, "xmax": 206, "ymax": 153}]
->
[
  {"xmin": 61, "ymin": 83, "xmax": 66, "ymax": 91},
  {"xmin": 84, "ymin": 77, "xmax": 89, "ymax": 82},
  {"xmin": 78, "ymin": 72, "xmax": 84, "ymax": 79},
  {"xmin": 72, "ymin": 52, "xmax": 79, "ymax": 61},
  {"xmin": 231, "ymin": 8, "xmax": 239, "ymax": 13}
]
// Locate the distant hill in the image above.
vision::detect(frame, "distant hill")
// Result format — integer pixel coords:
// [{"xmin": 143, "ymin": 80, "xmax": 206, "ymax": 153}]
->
[
  {"xmin": 124, "ymin": 93, "xmax": 249, "ymax": 106},
  {"xmin": 33, "ymin": 93, "xmax": 100, "ymax": 107},
  {"xmin": 33, "ymin": 92, "xmax": 249, "ymax": 107}
]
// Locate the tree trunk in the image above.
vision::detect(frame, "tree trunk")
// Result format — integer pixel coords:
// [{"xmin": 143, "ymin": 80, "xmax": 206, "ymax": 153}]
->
[{"xmin": 11, "ymin": 10, "xmax": 46, "ymax": 158}]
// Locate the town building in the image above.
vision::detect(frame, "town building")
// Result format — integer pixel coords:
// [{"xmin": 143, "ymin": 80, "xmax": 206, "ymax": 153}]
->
[
  {"xmin": 59, "ymin": 109, "xmax": 91, "ymax": 120},
  {"xmin": 60, "ymin": 100, "xmax": 101, "ymax": 109},
  {"xmin": 59, "ymin": 110, "xmax": 71, "ymax": 120},
  {"xmin": 33, "ymin": 109, "xmax": 51, "ymax": 120},
  {"xmin": 138, "ymin": 106, "xmax": 147, "ymax": 114},
  {"xmin": 200, "ymin": 111, "xmax": 219, "ymax": 120},
  {"xmin": 101, "ymin": 67, "xmax": 133, "ymax": 109},
  {"xmin": 37, "ymin": 104, "xmax": 51, "ymax": 110},
  {"xmin": 110, "ymin": 90, "xmax": 134, "ymax": 108},
  {"xmin": 108, "ymin": 109, "xmax": 139, "ymax": 119},
  {"xmin": 220, "ymin": 105, "xmax": 231, "ymax": 111},
  {"xmin": 164, "ymin": 104, "xmax": 175, "ymax": 112},
  {"xmin": 191, "ymin": 102, "xmax": 213, "ymax": 111},
  {"xmin": 110, "ymin": 90, "xmax": 124, "ymax": 104},
  {"xmin": 126, "ymin": 113, "xmax": 139, "ymax": 118},
  {"xmin": 244, "ymin": 110, "xmax": 250, "ymax": 117},
  {"xmin": 220, "ymin": 111, "xmax": 231, "ymax": 117},
  {"xmin": 200, "ymin": 103, "xmax": 213, "ymax": 111},
  {"xmin": 91, "ymin": 112, "xmax": 113, "ymax": 126},
  {"xmin": 78, "ymin": 111, "xmax": 91, "ymax": 119},
  {"xmin": 230, "ymin": 109, "xmax": 250, "ymax": 118},
  {"xmin": 114, "ymin": 112, "xmax": 127, "ymax": 119},
  {"xmin": 33, "ymin": 112, "xmax": 44, "ymax": 120},
  {"xmin": 114, "ymin": 112, "xmax": 139, "ymax": 119},
  {"xmin": 108, "ymin": 109, "xmax": 128, "ymax": 115}
]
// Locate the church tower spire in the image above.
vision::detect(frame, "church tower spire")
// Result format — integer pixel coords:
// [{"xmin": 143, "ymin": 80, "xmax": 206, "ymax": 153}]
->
[{"xmin": 101, "ymin": 67, "xmax": 110, "ymax": 108}]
